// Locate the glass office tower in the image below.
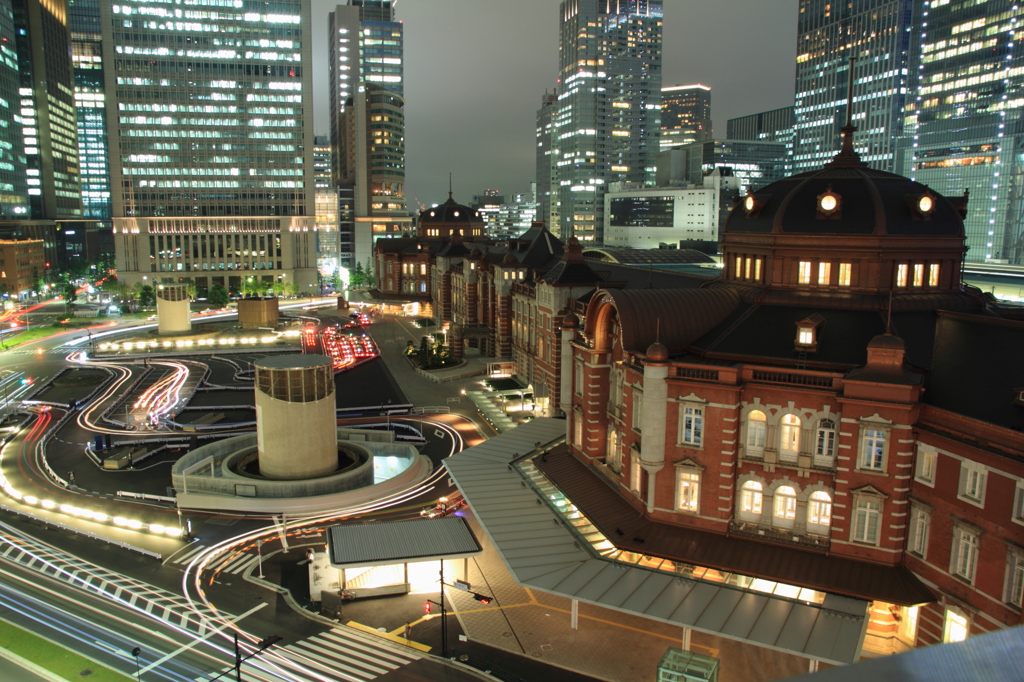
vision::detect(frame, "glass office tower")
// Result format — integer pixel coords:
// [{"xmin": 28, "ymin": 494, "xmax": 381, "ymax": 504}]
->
[
  {"xmin": 898, "ymin": 2, "xmax": 1024, "ymax": 264},
  {"xmin": 794, "ymin": 0, "xmax": 912, "ymax": 173},
  {"xmin": 69, "ymin": 0, "xmax": 109, "ymax": 220},
  {"xmin": 0, "ymin": 0, "xmax": 27, "ymax": 220},
  {"xmin": 551, "ymin": 0, "xmax": 662, "ymax": 243},
  {"xmin": 102, "ymin": 0, "xmax": 317, "ymax": 290},
  {"xmin": 660, "ymin": 84, "xmax": 711, "ymax": 151}
]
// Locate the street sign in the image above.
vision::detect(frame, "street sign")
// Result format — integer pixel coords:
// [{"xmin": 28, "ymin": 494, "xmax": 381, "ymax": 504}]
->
[{"xmin": 453, "ymin": 579, "xmax": 471, "ymax": 592}]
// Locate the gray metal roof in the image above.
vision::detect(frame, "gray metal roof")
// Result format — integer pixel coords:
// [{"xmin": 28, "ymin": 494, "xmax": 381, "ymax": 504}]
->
[
  {"xmin": 443, "ymin": 418, "xmax": 869, "ymax": 666},
  {"xmin": 328, "ymin": 516, "xmax": 482, "ymax": 568}
]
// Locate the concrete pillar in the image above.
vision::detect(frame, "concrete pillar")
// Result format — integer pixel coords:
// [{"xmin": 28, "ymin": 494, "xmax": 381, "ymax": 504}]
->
[
  {"xmin": 571, "ymin": 599, "xmax": 579, "ymax": 630},
  {"xmin": 681, "ymin": 627, "xmax": 691, "ymax": 651},
  {"xmin": 155, "ymin": 284, "xmax": 191, "ymax": 335},
  {"xmin": 640, "ymin": 352, "xmax": 668, "ymax": 511},
  {"xmin": 255, "ymin": 355, "xmax": 337, "ymax": 479}
]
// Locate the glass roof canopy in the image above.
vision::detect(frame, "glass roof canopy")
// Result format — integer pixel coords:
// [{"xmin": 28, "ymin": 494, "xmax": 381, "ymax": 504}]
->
[{"xmin": 516, "ymin": 456, "xmax": 827, "ymax": 606}]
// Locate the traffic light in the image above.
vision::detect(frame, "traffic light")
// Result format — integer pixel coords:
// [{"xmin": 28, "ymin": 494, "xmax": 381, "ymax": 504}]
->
[
  {"xmin": 424, "ymin": 601, "xmax": 432, "ymax": 614},
  {"xmin": 472, "ymin": 593, "xmax": 492, "ymax": 605}
]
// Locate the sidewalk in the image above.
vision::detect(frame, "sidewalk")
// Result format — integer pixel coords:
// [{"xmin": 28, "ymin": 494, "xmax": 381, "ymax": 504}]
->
[{"xmin": 357, "ymin": 314, "xmax": 815, "ymax": 682}]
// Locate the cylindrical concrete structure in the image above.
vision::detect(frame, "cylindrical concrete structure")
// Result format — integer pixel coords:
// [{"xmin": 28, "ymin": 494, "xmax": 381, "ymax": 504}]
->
[
  {"xmin": 156, "ymin": 284, "xmax": 192, "ymax": 335},
  {"xmin": 255, "ymin": 354, "xmax": 336, "ymax": 479}
]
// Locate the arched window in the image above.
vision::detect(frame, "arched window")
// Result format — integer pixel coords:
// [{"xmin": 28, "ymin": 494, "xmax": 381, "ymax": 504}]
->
[
  {"xmin": 746, "ymin": 410, "xmax": 767, "ymax": 456},
  {"xmin": 773, "ymin": 486, "xmax": 797, "ymax": 528},
  {"xmin": 779, "ymin": 414, "xmax": 801, "ymax": 462},
  {"xmin": 606, "ymin": 428, "xmax": 621, "ymax": 472},
  {"xmin": 738, "ymin": 481, "xmax": 763, "ymax": 521},
  {"xmin": 816, "ymin": 419, "xmax": 837, "ymax": 463},
  {"xmin": 807, "ymin": 491, "xmax": 832, "ymax": 535}
]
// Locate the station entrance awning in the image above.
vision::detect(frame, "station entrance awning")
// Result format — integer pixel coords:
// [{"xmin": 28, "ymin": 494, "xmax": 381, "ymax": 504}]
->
[
  {"xmin": 443, "ymin": 418, "xmax": 871, "ymax": 666},
  {"xmin": 327, "ymin": 516, "xmax": 482, "ymax": 569}
]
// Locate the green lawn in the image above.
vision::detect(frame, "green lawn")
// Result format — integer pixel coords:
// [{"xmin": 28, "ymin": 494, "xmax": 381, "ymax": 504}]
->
[
  {"xmin": 2, "ymin": 326, "xmax": 71, "ymax": 348},
  {"xmin": 0, "ymin": 617, "xmax": 132, "ymax": 681}
]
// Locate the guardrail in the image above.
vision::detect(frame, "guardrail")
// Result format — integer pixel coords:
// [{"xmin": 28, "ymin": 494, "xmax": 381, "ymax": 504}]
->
[
  {"xmin": 410, "ymin": 406, "xmax": 451, "ymax": 414},
  {"xmin": 0, "ymin": 504, "xmax": 162, "ymax": 560},
  {"xmin": 116, "ymin": 490, "xmax": 176, "ymax": 505}
]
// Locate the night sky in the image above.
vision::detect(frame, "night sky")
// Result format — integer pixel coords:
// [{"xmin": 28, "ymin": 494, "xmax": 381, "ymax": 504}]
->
[{"xmin": 310, "ymin": 0, "xmax": 799, "ymax": 210}]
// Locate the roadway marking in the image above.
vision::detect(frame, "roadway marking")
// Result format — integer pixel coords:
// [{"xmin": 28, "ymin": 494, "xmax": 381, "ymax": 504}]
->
[{"xmin": 139, "ymin": 602, "xmax": 268, "ymax": 674}]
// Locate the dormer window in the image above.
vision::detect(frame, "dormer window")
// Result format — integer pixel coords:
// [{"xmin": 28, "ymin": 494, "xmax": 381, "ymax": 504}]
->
[
  {"xmin": 1014, "ymin": 388, "xmax": 1024, "ymax": 407},
  {"xmin": 906, "ymin": 188, "xmax": 936, "ymax": 220},
  {"xmin": 795, "ymin": 313, "xmax": 825, "ymax": 351},
  {"xmin": 817, "ymin": 186, "xmax": 841, "ymax": 219}
]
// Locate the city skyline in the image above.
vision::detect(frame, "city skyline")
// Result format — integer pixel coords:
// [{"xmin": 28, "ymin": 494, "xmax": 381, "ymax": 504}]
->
[{"xmin": 310, "ymin": 0, "xmax": 798, "ymax": 208}]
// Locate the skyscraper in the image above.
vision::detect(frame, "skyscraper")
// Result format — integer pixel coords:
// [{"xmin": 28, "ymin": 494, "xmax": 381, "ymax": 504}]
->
[
  {"xmin": 103, "ymin": 0, "xmax": 318, "ymax": 293},
  {"xmin": 535, "ymin": 91, "xmax": 557, "ymax": 229},
  {"xmin": 328, "ymin": 2, "xmax": 407, "ymax": 271},
  {"xmin": 0, "ymin": 0, "xmax": 28, "ymax": 221},
  {"xmin": 728, "ymin": 106, "xmax": 795, "ymax": 175},
  {"xmin": 898, "ymin": 2, "xmax": 1024, "ymax": 264},
  {"xmin": 13, "ymin": 0, "xmax": 81, "ymax": 220},
  {"xmin": 660, "ymin": 84, "xmax": 711, "ymax": 151},
  {"xmin": 68, "ymin": 0, "xmax": 109, "ymax": 221},
  {"xmin": 548, "ymin": 0, "xmax": 663, "ymax": 243},
  {"xmin": 793, "ymin": 0, "xmax": 912, "ymax": 173}
]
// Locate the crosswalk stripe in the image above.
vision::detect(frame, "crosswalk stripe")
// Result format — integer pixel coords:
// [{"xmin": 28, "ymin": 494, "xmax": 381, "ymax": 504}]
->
[
  {"xmin": 220, "ymin": 554, "xmax": 252, "ymax": 574},
  {"xmin": 228, "ymin": 556, "xmax": 259, "ymax": 575},
  {"xmin": 283, "ymin": 644, "xmax": 382, "ymax": 681},
  {"xmin": 319, "ymin": 630, "xmax": 419, "ymax": 666},
  {"xmin": 170, "ymin": 544, "xmax": 207, "ymax": 565},
  {"xmin": 300, "ymin": 637, "xmax": 401, "ymax": 673},
  {"xmin": 243, "ymin": 658, "xmax": 320, "ymax": 682}
]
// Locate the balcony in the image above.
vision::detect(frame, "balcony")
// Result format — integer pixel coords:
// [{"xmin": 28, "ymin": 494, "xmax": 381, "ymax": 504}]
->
[{"xmin": 729, "ymin": 521, "xmax": 830, "ymax": 552}]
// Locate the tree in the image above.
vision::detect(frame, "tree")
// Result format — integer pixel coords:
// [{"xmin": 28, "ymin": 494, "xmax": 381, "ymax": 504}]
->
[
  {"xmin": 208, "ymin": 283, "xmax": 230, "ymax": 307},
  {"xmin": 270, "ymin": 281, "xmax": 286, "ymax": 298},
  {"xmin": 241, "ymin": 277, "xmax": 263, "ymax": 297},
  {"xmin": 138, "ymin": 285, "xmax": 156, "ymax": 308},
  {"xmin": 100, "ymin": 275, "xmax": 120, "ymax": 293},
  {"xmin": 350, "ymin": 262, "xmax": 365, "ymax": 288},
  {"xmin": 62, "ymin": 283, "xmax": 78, "ymax": 310},
  {"xmin": 364, "ymin": 258, "xmax": 376, "ymax": 287}
]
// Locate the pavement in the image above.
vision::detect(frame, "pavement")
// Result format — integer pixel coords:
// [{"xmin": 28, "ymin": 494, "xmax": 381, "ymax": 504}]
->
[{"xmin": 306, "ymin": 313, "xmax": 820, "ymax": 682}]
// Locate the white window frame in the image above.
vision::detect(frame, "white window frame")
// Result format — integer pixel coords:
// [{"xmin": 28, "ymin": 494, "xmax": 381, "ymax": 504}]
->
[
  {"xmin": 806, "ymin": 491, "xmax": 832, "ymax": 536},
  {"xmin": 1004, "ymin": 546, "xmax": 1024, "ymax": 610},
  {"xmin": 928, "ymin": 263, "xmax": 940, "ymax": 286},
  {"xmin": 1014, "ymin": 482, "xmax": 1024, "ymax": 528},
  {"xmin": 574, "ymin": 360, "xmax": 584, "ymax": 396},
  {"xmin": 957, "ymin": 460, "xmax": 987, "ymax": 508},
  {"xmin": 817, "ymin": 261, "xmax": 831, "ymax": 285},
  {"xmin": 630, "ymin": 454, "xmax": 642, "ymax": 496},
  {"xmin": 915, "ymin": 446, "xmax": 937, "ymax": 487},
  {"xmin": 632, "ymin": 389, "xmax": 643, "ymax": 432},
  {"xmin": 898, "ymin": 605, "xmax": 919, "ymax": 645},
  {"xmin": 772, "ymin": 485, "xmax": 797, "ymax": 529},
  {"xmin": 678, "ymin": 403, "xmax": 704, "ymax": 447},
  {"xmin": 573, "ymin": 409, "xmax": 583, "ymax": 447},
  {"xmin": 606, "ymin": 428, "xmax": 622, "ymax": 472},
  {"xmin": 896, "ymin": 263, "xmax": 908, "ymax": 287},
  {"xmin": 738, "ymin": 480, "xmax": 763, "ymax": 521},
  {"xmin": 815, "ymin": 419, "xmax": 837, "ymax": 466},
  {"xmin": 852, "ymin": 496, "xmax": 882, "ymax": 546},
  {"xmin": 950, "ymin": 524, "xmax": 980, "ymax": 585},
  {"xmin": 838, "ymin": 262, "xmax": 851, "ymax": 286},
  {"xmin": 913, "ymin": 263, "xmax": 925, "ymax": 287},
  {"xmin": 745, "ymin": 410, "xmax": 767, "ymax": 457},
  {"xmin": 859, "ymin": 427, "xmax": 887, "ymax": 471},
  {"xmin": 908, "ymin": 503, "xmax": 931, "ymax": 559},
  {"xmin": 676, "ymin": 468, "xmax": 700, "ymax": 514},
  {"xmin": 778, "ymin": 414, "xmax": 800, "ymax": 463}
]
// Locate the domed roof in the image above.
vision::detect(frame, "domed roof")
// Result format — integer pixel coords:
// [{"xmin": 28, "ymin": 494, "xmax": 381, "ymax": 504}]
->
[
  {"xmin": 645, "ymin": 341, "xmax": 669, "ymax": 363},
  {"xmin": 419, "ymin": 194, "xmax": 483, "ymax": 224},
  {"xmin": 868, "ymin": 333, "xmax": 905, "ymax": 351},
  {"xmin": 724, "ymin": 133, "xmax": 967, "ymax": 239},
  {"xmin": 561, "ymin": 312, "xmax": 579, "ymax": 329}
]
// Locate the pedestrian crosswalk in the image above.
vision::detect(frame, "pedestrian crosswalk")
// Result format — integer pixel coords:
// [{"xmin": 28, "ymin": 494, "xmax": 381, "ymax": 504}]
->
[
  {"xmin": 195, "ymin": 627, "xmax": 423, "ymax": 682},
  {"xmin": 166, "ymin": 543, "xmax": 262, "ymax": 576}
]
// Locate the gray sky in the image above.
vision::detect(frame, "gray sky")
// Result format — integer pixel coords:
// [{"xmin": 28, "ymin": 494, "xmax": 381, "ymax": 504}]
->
[{"xmin": 310, "ymin": 0, "xmax": 798, "ymax": 209}]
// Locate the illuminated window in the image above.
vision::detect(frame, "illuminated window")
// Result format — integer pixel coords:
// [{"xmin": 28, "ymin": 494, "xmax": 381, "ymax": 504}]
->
[
  {"xmin": 929, "ymin": 263, "xmax": 940, "ymax": 286},
  {"xmin": 818, "ymin": 262, "xmax": 831, "ymax": 285},
  {"xmin": 630, "ymin": 455, "xmax": 642, "ymax": 496},
  {"xmin": 838, "ymin": 262, "xmax": 851, "ymax": 286},
  {"xmin": 916, "ymin": 446, "xmax": 937, "ymax": 486},
  {"xmin": 943, "ymin": 609, "xmax": 969, "ymax": 643},
  {"xmin": 773, "ymin": 486, "xmax": 797, "ymax": 528},
  {"xmin": 738, "ymin": 480, "xmax": 763, "ymax": 520},
  {"xmin": 744, "ymin": 257, "xmax": 751, "ymax": 279},
  {"xmin": 754, "ymin": 258, "xmax": 762, "ymax": 281},
  {"xmin": 913, "ymin": 263, "xmax": 924, "ymax": 287},
  {"xmin": 779, "ymin": 414, "xmax": 800, "ymax": 462},
  {"xmin": 676, "ymin": 470, "xmax": 700, "ymax": 513},
  {"xmin": 745, "ymin": 411, "xmax": 767, "ymax": 456},
  {"xmin": 734, "ymin": 255, "xmax": 742, "ymax": 278},
  {"xmin": 798, "ymin": 261, "xmax": 812, "ymax": 284},
  {"xmin": 896, "ymin": 263, "xmax": 908, "ymax": 287},
  {"xmin": 899, "ymin": 606, "xmax": 920, "ymax": 644},
  {"xmin": 807, "ymin": 491, "xmax": 832, "ymax": 533}
]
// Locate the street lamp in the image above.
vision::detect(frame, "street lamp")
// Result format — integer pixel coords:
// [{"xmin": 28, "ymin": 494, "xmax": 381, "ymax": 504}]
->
[{"xmin": 131, "ymin": 647, "xmax": 142, "ymax": 682}]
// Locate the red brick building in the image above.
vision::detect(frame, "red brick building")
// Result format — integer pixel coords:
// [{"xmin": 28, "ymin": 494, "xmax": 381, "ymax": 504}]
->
[{"xmin": 549, "ymin": 133, "xmax": 1024, "ymax": 657}]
